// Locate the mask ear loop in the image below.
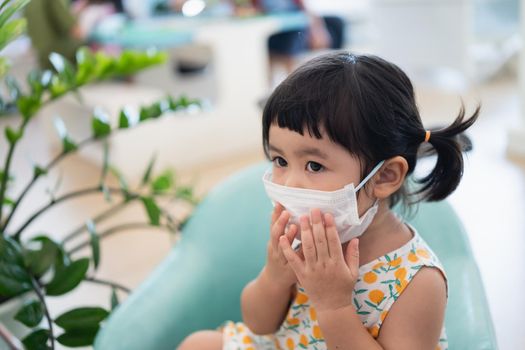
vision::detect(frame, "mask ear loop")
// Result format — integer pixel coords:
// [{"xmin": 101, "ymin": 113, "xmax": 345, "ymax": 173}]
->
[{"xmin": 355, "ymin": 160, "xmax": 386, "ymax": 192}]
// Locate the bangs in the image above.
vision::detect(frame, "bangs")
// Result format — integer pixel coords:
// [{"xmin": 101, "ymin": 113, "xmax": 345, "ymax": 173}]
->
[{"xmin": 261, "ymin": 53, "xmax": 375, "ymax": 167}]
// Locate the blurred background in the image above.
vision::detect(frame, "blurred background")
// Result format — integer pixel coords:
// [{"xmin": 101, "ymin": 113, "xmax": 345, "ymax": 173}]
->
[{"xmin": 0, "ymin": 0, "xmax": 523, "ymax": 349}]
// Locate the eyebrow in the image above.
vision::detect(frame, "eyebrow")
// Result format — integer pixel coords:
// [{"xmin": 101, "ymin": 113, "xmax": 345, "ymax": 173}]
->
[{"xmin": 268, "ymin": 144, "xmax": 330, "ymax": 160}]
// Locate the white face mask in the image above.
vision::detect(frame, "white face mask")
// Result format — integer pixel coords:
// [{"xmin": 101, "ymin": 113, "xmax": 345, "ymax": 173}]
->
[{"xmin": 262, "ymin": 161, "xmax": 385, "ymax": 248}]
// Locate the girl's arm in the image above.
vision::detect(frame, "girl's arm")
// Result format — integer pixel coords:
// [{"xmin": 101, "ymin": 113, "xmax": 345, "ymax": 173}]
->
[
  {"xmin": 240, "ymin": 266, "xmax": 294, "ymax": 335},
  {"xmin": 316, "ymin": 267, "xmax": 447, "ymax": 350},
  {"xmin": 241, "ymin": 203, "xmax": 298, "ymax": 335}
]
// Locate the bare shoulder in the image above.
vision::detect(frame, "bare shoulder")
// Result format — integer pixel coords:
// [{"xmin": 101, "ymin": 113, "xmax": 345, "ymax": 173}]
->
[{"xmin": 377, "ymin": 267, "xmax": 447, "ymax": 350}]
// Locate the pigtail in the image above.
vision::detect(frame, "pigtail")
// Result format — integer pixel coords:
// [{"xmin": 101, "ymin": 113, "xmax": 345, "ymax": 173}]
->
[{"xmin": 416, "ymin": 103, "xmax": 481, "ymax": 202}]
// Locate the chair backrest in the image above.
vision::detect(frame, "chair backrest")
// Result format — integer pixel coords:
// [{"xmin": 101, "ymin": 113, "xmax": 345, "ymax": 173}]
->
[{"xmin": 95, "ymin": 162, "xmax": 497, "ymax": 350}]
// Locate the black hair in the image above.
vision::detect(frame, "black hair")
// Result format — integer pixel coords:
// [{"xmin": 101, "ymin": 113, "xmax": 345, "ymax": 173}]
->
[{"xmin": 262, "ymin": 51, "xmax": 480, "ymax": 207}]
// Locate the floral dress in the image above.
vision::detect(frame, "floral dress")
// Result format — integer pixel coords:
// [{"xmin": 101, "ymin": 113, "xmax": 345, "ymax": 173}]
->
[{"xmin": 222, "ymin": 226, "xmax": 448, "ymax": 350}]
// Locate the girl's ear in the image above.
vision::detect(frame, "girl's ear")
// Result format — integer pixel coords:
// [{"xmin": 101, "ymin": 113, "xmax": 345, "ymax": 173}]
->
[{"xmin": 372, "ymin": 156, "xmax": 409, "ymax": 199}]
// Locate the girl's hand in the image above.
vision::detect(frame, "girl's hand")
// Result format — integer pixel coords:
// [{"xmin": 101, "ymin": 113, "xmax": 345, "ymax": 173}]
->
[
  {"xmin": 279, "ymin": 209, "xmax": 360, "ymax": 312},
  {"xmin": 263, "ymin": 203, "xmax": 299, "ymax": 289}
]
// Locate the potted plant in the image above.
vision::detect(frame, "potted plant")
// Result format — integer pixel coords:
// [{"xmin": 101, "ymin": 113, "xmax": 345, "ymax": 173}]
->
[{"xmin": 0, "ymin": 1, "xmax": 199, "ymax": 348}]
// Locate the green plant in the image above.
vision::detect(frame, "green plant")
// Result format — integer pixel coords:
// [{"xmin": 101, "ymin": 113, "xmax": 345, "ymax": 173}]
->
[{"xmin": 0, "ymin": 1, "xmax": 199, "ymax": 348}]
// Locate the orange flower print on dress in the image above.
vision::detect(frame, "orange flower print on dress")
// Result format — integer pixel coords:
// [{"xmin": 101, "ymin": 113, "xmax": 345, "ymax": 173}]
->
[
  {"xmin": 299, "ymin": 334, "xmax": 309, "ymax": 348},
  {"xmin": 388, "ymin": 256, "xmax": 402, "ymax": 267},
  {"xmin": 368, "ymin": 325, "xmax": 380, "ymax": 338},
  {"xmin": 394, "ymin": 267, "xmax": 407, "ymax": 280},
  {"xmin": 408, "ymin": 251, "xmax": 419, "ymax": 262},
  {"xmin": 287, "ymin": 317, "xmax": 300, "ymax": 326},
  {"xmin": 416, "ymin": 248, "xmax": 430, "ymax": 259},
  {"xmin": 286, "ymin": 337, "xmax": 294, "ymax": 350},
  {"xmin": 363, "ymin": 271, "xmax": 377, "ymax": 284},
  {"xmin": 242, "ymin": 335, "xmax": 253, "ymax": 344},
  {"xmin": 295, "ymin": 292, "xmax": 309, "ymax": 305},
  {"xmin": 395, "ymin": 279, "xmax": 409, "ymax": 294},
  {"xmin": 369, "ymin": 289, "xmax": 385, "ymax": 305},
  {"xmin": 372, "ymin": 262, "xmax": 385, "ymax": 270},
  {"xmin": 312, "ymin": 325, "xmax": 324, "ymax": 340},
  {"xmin": 309, "ymin": 307, "xmax": 317, "ymax": 321}
]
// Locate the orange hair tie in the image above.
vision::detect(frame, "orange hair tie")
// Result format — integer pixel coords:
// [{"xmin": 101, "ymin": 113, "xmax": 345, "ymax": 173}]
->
[{"xmin": 424, "ymin": 130, "xmax": 431, "ymax": 143}]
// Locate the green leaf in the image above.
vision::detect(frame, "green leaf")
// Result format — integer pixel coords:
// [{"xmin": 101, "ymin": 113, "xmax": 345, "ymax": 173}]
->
[
  {"xmin": 139, "ymin": 102, "xmax": 162, "ymax": 121},
  {"xmin": 53, "ymin": 118, "xmax": 78, "ymax": 153},
  {"xmin": 40, "ymin": 70, "xmax": 53, "ymax": 88},
  {"xmin": 75, "ymin": 47, "xmax": 96, "ymax": 84},
  {"xmin": 141, "ymin": 154, "xmax": 157, "ymax": 186},
  {"xmin": 100, "ymin": 140, "xmax": 109, "ymax": 183},
  {"xmin": 27, "ymin": 69, "xmax": 44, "ymax": 95},
  {"xmin": 93, "ymin": 51, "xmax": 115, "ymax": 78},
  {"xmin": 23, "ymin": 236, "xmax": 59, "ymax": 278},
  {"xmin": 17, "ymin": 95, "xmax": 41, "ymax": 120},
  {"xmin": 49, "ymin": 52, "xmax": 76, "ymax": 86},
  {"xmin": 141, "ymin": 197, "xmax": 160, "ymax": 226},
  {"xmin": 22, "ymin": 328, "xmax": 50, "ymax": 350},
  {"xmin": 3, "ymin": 196, "xmax": 14, "ymax": 206},
  {"xmin": 56, "ymin": 327, "xmax": 100, "ymax": 347},
  {"xmin": 33, "ymin": 165, "xmax": 48, "ymax": 178},
  {"xmin": 5, "ymin": 75, "xmax": 21, "ymax": 100},
  {"xmin": 0, "ymin": 235, "xmax": 32, "ymax": 298},
  {"xmin": 91, "ymin": 108, "xmax": 111, "ymax": 138},
  {"xmin": 4, "ymin": 125, "xmax": 22, "ymax": 144},
  {"xmin": 110, "ymin": 287, "xmax": 119, "ymax": 310},
  {"xmin": 0, "ymin": 0, "xmax": 30, "ymax": 28},
  {"xmin": 0, "ymin": 56, "xmax": 10, "ymax": 77},
  {"xmin": 118, "ymin": 110, "xmax": 130, "ymax": 128},
  {"xmin": 118, "ymin": 107, "xmax": 138, "ymax": 129},
  {"xmin": 175, "ymin": 186, "xmax": 197, "ymax": 204},
  {"xmin": 109, "ymin": 167, "xmax": 129, "ymax": 197},
  {"xmin": 14, "ymin": 300, "xmax": 44, "ymax": 327},
  {"xmin": 151, "ymin": 170, "xmax": 173, "ymax": 193},
  {"xmin": 55, "ymin": 307, "xmax": 109, "ymax": 331},
  {"xmin": 49, "ymin": 74, "xmax": 68, "ymax": 97},
  {"xmin": 86, "ymin": 220, "xmax": 100, "ymax": 270},
  {"xmin": 101, "ymin": 183, "xmax": 112, "ymax": 202},
  {"xmin": 0, "ymin": 17, "xmax": 26, "ymax": 52},
  {"xmin": 45, "ymin": 258, "xmax": 89, "ymax": 296}
]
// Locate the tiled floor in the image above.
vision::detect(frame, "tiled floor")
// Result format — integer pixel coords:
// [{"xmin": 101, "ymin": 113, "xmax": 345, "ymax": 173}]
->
[{"xmin": 1, "ymin": 63, "xmax": 524, "ymax": 349}]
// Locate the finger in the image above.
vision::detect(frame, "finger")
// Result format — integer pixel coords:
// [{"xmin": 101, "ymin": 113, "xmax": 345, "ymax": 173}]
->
[
  {"xmin": 311, "ymin": 209, "xmax": 329, "ymax": 262},
  {"xmin": 344, "ymin": 238, "xmax": 360, "ymax": 276},
  {"xmin": 271, "ymin": 210, "xmax": 290, "ymax": 250},
  {"xmin": 279, "ymin": 235, "xmax": 304, "ymax": 276},
  {"xmin": 324, "ymin": 213, "xmax": 343, "ymax": 259},
  {"xmin": 278, "ymin": 224, "xmax": 298, "ymax": 263},
  {"xmin": 285, "ymin": 223, "xmax": 299, "ymax": 243},
  {"xmin": 270, "ymin": 202, "xmax": 285, "ymax": 226},
  {"xmin": 299, "ymin": 215, "xmax": 317, "ymax": 265}
]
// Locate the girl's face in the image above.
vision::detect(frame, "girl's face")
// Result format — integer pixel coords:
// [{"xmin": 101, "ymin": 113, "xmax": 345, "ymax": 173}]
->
[{"xmin": 268, "ymin": 123, "xmax": 363, "ymax": 192}]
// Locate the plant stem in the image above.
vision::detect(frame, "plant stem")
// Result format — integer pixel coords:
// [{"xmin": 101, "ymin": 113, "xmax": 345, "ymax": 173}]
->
[
  {"xmin": 0, "ymin": 143, "xmax": 16, "ymax": 227},
  {"xmin": 84, "ymin": 276, "xmax": 131, "ymax": 294},
  {"xmin": 61, "ymin": 199, "xmax": 133, "ymax": 244},
  {"xmin": 0, "ymin": 118, "xmax": 29, "ymax": 228},
  {"xmin": 30, "ymin": 277, "xmax": 55, "ymax": 350},
  {"xmin": 11, "ymin": 186, "xmax": 125, "ymax": 241},
  {"xmin": 2, "ymin": 138, "xmax": 96, "ymax": 233},
  {"xmin": 68, "ymin": 222, "xmax": 171, "ymax": 254}
]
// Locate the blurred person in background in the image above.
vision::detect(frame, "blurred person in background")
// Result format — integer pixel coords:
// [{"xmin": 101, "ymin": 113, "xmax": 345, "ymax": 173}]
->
[
  {"xmin": 25, "ymin": 0, "xmax": 84, "ymax": 69},
  {"xmin": 237, "ymin": 0, "xmax": 345, "ymax": 78},
  {"xmin": 25, "ymin": 0, "xmax": 121, "ymax": 69}
]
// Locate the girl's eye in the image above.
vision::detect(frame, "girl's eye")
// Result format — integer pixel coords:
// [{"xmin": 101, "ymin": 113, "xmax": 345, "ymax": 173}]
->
[
  {"xmin": 272, "ymin": 156, "xmax": 287, "ymax": 167},
  {"xmin": 306, "ymin": 161, "xmax": 324, "ymax": 173}
]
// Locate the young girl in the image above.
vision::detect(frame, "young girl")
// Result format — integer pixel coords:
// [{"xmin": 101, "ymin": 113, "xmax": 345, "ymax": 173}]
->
[{"xmin": 178, "ymin": 52, "xmax": 479, "ymax": 350}]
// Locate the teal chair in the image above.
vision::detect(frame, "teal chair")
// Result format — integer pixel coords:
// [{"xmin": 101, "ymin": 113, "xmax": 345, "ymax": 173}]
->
[{"xmin": 95, "ymin": 162, "xmax": 498, "ymax": 350}]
